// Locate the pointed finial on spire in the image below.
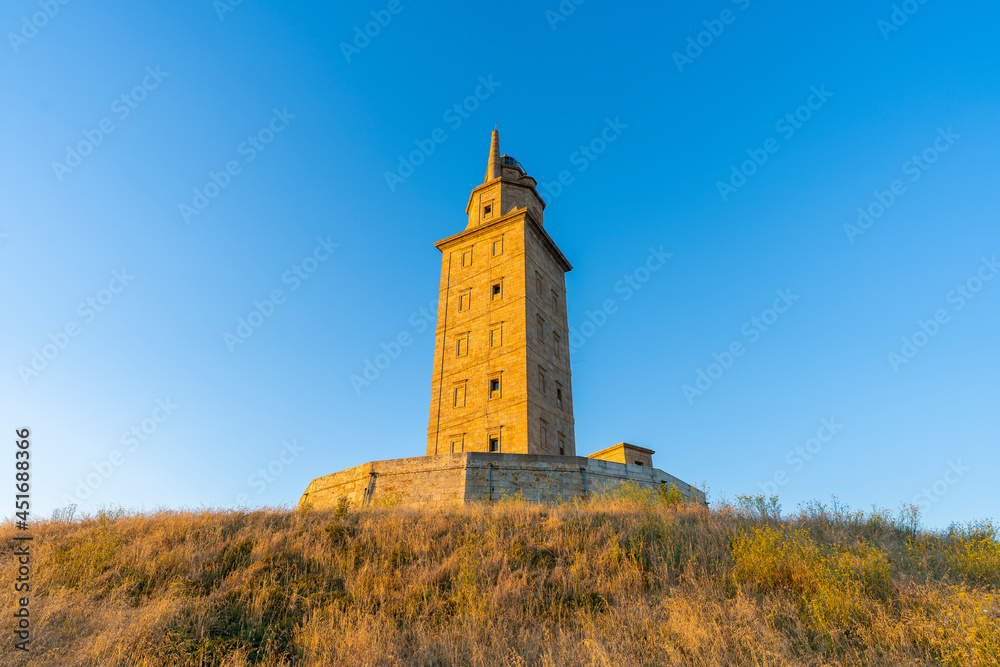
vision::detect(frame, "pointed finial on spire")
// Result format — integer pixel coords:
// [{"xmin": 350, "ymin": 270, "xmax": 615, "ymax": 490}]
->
[{"xmin": 485, "ymin": 127, "xmax": 501, "ymax": 183}]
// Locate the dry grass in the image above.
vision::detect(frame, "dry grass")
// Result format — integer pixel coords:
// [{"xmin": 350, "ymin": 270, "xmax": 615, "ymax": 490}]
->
[{"xmin": 2, "ymin": 491, "xmax": 998, "ymax": 666}]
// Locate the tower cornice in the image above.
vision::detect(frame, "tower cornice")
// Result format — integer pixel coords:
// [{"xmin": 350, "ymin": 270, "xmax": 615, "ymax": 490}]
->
[{"xmin": 435, "ymin": 208, "xmax": 572, "ymax": 273}]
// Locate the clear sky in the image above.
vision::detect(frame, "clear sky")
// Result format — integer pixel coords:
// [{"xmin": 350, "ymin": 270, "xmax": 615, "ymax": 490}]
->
[{"xmin": 3, "ymin": 0, "xmax": 998, "ymax": 529}]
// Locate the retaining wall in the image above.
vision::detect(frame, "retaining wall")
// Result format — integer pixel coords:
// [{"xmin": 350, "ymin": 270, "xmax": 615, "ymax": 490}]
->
[{"xmin": 300, "ymin": 452, "xmax": 704, "ymax": 510}]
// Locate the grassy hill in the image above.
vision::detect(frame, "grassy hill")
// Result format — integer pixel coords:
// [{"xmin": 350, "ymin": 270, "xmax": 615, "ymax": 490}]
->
[{"xmin": 3, "ymin": 490, "xmax": 998, "ymax": 666}]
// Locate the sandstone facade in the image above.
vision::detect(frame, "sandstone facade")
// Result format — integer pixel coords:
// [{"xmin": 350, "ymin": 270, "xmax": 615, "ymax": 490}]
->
[
  {"xmin": 426, "ymin": 130, "xmax": 575, "ymax": 457},
  {"xmin": 587, "ymin": 443, "xmax": 655, "ymax": 468}
]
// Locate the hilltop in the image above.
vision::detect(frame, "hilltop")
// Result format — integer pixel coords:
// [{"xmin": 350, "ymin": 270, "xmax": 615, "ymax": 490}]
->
[{"xmin": 3, "ymin": 491, "xmax": 998, "ymax": 666}]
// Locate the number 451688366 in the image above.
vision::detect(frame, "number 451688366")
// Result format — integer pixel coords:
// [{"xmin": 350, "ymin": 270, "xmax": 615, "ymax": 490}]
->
[{"xmin": 15, "ymin": 428, "xmax": 30, "ymax": 527}]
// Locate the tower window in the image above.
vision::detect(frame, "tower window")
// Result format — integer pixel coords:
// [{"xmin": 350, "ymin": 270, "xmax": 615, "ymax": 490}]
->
[
  {"xmin": 537, "ymin": 315, "xmax": 545, "ymax": 341},
  {"xmin": 456, "ymin": 333, "xmax": 469, "ymax": 357},
  {"xmin": 458, "ymin": 290, "xmax": 471, "ymax": 312},
  {"xmin": 489, "ymin": 373, "xmax": 502, "ymax": 399},
  {"xmin": 492, "ymin": 235, "xmax": 503, "ymax": 256},
  {"xmin": 538, "ymin": 367, "xmax": 546, "ymax": 394},
  {"xmin": 452, "ymin": 381, "xmax": 466, "ymax": 407},
  {"xmin": 541, "ymin": 420, "xmax": 549, "ymax": 451},
  {"xmin": 552, "ymin": 290, "xmax": 558, "ymax": 314},
  {"xmin": 535, "ymin": 272, "xmax": 543, "ymax": 295},
  {"xmin": 491, "ymin": 282, "xmax": 502, "ymax": 301},
  {"xmin": 558, "ymin": 433, "xmax": 566, "ymax": 456},
  {"xmin": 461, "ymin": 249, "xmax": 472, "ymax": 267},
  {"xmin": 490, "ymin": 323, "xmax": 502, "ymax": 348},
  {"xmin": 483, "ymin": 204, "xmax": 492, "ymax": 216},
  {"xmin": 553, "ymin": 332, "xmax": 561, "ymax": 358},
  {"xmin": 487, "ymin": 427, "xmax": 502, "ymax": 452},
  {"xmin": 556, "ymin": 383, "xmax": 563, "ymax": 408}
]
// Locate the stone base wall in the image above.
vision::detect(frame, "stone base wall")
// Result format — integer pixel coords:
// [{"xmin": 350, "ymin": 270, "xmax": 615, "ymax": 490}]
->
[
  {"xmin": 300, "ymin": 453, "xmax": 704, "ymax": 510},
  {"xmin": 299, "ymin": 454, "xmax": 470, "ymax": 510}
]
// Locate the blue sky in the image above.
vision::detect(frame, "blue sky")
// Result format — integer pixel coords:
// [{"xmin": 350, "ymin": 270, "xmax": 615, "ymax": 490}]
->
[{"xmin": 2, "ymin": 0, "xmax": 998, "ymax": 529}]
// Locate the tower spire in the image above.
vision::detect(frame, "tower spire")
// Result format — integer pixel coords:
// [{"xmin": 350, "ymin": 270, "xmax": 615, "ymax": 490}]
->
[{"xmin": 485, "ymin": 128, "xmax": 501, "ymax": 183}]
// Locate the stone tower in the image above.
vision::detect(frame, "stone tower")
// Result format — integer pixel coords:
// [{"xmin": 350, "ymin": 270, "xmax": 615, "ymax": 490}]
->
[{"xmin": 426, "ymin": 130, "xmax": 576, "ymax": 457}]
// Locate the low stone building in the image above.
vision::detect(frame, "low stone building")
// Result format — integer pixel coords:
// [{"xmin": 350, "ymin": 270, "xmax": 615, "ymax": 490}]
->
[{"xmin": 301, "ymin": 130, "xmax": 703, "ymax": 509}]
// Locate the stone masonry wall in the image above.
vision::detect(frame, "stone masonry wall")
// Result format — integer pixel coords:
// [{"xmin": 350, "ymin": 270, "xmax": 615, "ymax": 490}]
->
[
  {"xmin": 426, "ymin": 213, "xmax": 529, "ymax": 457},
  {"xmin": 299, "ymin": 454, "xmax": 469, "ymax": 510},
  {"xmin": 463, "ymin": 454, "xmax": 702, "ymax": 504},
  {"xmin": 299, "ymin": 453, "xmax": 704, "ymax": 510}
]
